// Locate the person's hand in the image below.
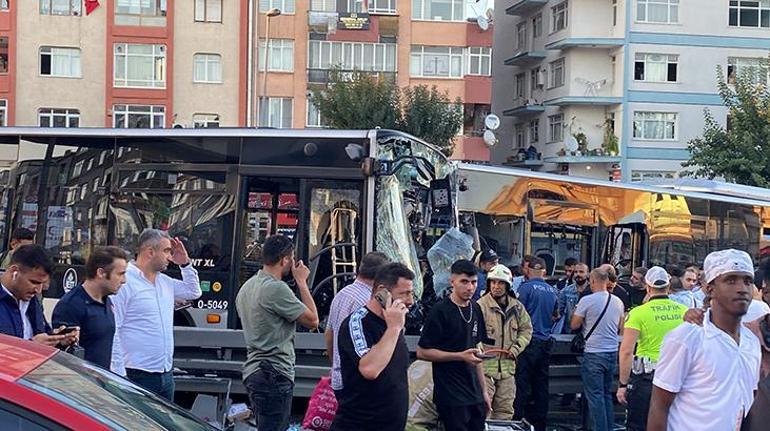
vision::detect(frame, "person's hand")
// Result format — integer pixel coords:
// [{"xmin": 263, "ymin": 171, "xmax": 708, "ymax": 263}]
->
[
  {"xmin": 170, "ymin": 237, "xmax": 190, "ymax": 266},
  {"xmin": 457, "ymin": 348, "xmax": 483, "ymax": 365},
  {"xmin": 292, "ymin": 260, "xmax": 310, "ymax": 285},
  {"xmin": 683, "ymin": 308, "xmax": 705, "ymax": 326},
  {"xmin": 51, "ymin": 325, "xmax": 80, "ymax": 346},
  {"xmin": 616, "ymin": 387, "xmax": 628, "ymax": 405},
  {"xmin": 31, "ymin": 332, "xmax": 68, "ymax": 347},
  {"xmin": 483, "ymin": 392, "xmax": 493, "ymax": 414},
  {"xmin": 383, "ymin": 298, "xmax": 408, "ymax": 331}
]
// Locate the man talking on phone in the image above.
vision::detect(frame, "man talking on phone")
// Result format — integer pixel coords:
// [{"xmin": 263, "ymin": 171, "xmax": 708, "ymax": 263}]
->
[
  {"xmin": 111, "ymin": 229, "xmax": 202, "ymax": 401},
  {"xmin": 330, "ymin": 263, "xmax": 415, "ymax": 431}
]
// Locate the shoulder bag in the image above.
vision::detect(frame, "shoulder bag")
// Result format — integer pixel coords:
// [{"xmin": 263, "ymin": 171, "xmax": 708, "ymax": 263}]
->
[{"xmin": 570, "ymin": 293, "xmax": 612, "ymax": 354}]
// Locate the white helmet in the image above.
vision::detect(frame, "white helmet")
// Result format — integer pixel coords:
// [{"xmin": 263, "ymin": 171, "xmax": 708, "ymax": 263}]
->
[{"xmin": 486, "ymin": 264, "xmax": 513, "ymax": 287}]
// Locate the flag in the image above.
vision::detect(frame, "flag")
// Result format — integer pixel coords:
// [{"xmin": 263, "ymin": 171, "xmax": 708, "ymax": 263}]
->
[{"xmin": 85, "ymin": 0, "xmax": 100, "ymax": 15}]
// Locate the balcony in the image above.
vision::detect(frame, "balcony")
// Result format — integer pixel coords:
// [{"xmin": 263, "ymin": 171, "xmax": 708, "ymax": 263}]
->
[
  {"xmin": 504, "ymin": 50, "xmax": 547, "ymax": 67},
  {"xmin": 506, "ymin": 0, "xmax": 548, "ymax": 16},
  {"xmin": 544, "ymin": 96, "xmax": 622, "ymax": 106},
  {"xmin": 307, "ymin": 69, "xmax": 396, "ymax": 84},
  {"xmin": 503, "ymin": 98, "xmax": 545, "ymax": 118},
  {"xmin": 545, "ymin": 38, "xmax": 625, "ymax": 51}
]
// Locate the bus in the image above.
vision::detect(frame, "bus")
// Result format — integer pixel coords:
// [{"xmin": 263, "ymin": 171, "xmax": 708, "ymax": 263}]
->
[{"xmin": 457, "ymin": 163, "xmax": 770, "ymax": 283}]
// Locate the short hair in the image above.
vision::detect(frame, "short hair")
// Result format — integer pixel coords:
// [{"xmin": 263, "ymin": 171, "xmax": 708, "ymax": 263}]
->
[
  {"xmin": 137, "ymin": 229, "xmax": 170, "ymax": 251},
  {"xmin": 633, "ymin": 267, "xmax": 648, "ymax": 277},
  {"xmin": 86, "ymin": 246, "xmax": 129, "ymax": 279},
  {"xmin": 670, "ymin": 276, "xmax": 683, "ymax": 291},
  {"xmin": 564, "ymin": 257, "xmax": 578, "ymax": 267},
  {"xmin": 10, "ymin": 244, "xmax": 53, "ymax": 275},
  {"xmin": 374, "ymin": 262, "xmax": 415, "ymax": 290},
  {"xmin": 358, "ymin": 252, "xmax": 389, "ymax": 279},
  {"xmin": 755, "ymin": 269, "xmax": 764, "ymax": 290},
  {"xmin": 262, "ymin": 235, "xmax": 294, "ymax": 266},
  {"xmin": 522, "ymin": 255, "xmax": 533, "ymax": 265},
  {"xmin": 11, "ymin": 228, "xmax": 34, "ymax": 242},
  {"xmin": 451, "ymin": 259, "xmax": 478, "ymax": 276},
  {"xmin": 574, "ymin": 262, "xmax": 589, "ymax": 271},
  {"xmin": 590, "ymin": 268, "xmax": 610, "ymax": 283},
  {"xmin": 529, "ymin": 256, "xmax": 546, "ymax": 271},
  {"xmin": 666, "ymin": 264, "xmax": 684, "ymax": 278}
]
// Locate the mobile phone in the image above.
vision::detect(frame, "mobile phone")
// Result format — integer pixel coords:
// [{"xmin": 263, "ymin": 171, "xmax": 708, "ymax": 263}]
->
[
  {"xmin": 474, "ymin": 352, "xmax": 497, "ymax": 359},
  {"xmin": 374, "ymin": 290, "xmax": 392, "ymax": 309},
  {"xmin": 58, "ymin": 326, "xmax": 78, "ymax": 335}
]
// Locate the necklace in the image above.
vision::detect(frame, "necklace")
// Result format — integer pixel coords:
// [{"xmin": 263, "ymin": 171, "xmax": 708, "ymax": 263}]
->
[{"xmin": 456, "ymin": 302, "xmax": 473, "ymax": 324}]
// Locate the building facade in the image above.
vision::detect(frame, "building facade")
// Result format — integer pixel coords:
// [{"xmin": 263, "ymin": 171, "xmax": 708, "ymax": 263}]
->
[
  {"xmin": 492, "ymin": 0, "xmax": 769, "ymax": 181},
  {"xmin": 0, "ymin": 0, "xmax": 493, "ymax": 161}
]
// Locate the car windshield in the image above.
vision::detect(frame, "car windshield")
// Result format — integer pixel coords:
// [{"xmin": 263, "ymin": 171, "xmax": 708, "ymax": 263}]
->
[{"xmin": 18, "ymin": 352, "xmax": 215, "ymax": 431}]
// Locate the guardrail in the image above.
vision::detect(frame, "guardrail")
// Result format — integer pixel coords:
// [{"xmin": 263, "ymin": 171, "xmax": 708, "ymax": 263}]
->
[{"xmin": 173, "ymin": 328, "xmax": 588, "ymax": 398}]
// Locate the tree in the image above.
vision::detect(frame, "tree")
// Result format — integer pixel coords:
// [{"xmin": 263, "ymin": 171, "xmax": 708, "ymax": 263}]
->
[
  {"xmin": 684, "ymin": 64, "xmax": 770, "ymax": 187},
  {"xmin": 311, "ymin": 71, "xmax": 464, "ymax": 156}
]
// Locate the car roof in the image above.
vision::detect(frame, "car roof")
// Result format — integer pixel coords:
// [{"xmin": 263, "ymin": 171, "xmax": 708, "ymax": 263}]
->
[{"xmin": 0, "ymin": 334, "xmax": 56, "ymax": 381}]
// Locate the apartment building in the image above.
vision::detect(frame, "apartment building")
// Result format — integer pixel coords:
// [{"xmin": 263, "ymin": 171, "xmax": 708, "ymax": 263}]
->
[
  {"xmin": 0, "ymin": 0, "xmax": 493, "ymax": 161},
  {"xmin": 492, "ymin": 0, "xmax": 770, "ymax": 181}
]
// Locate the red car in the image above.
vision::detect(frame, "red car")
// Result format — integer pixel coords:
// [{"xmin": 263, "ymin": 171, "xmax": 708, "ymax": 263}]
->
[{"xmin": 0, "ymin": 334, "xmax": 216, "ymax": 430}]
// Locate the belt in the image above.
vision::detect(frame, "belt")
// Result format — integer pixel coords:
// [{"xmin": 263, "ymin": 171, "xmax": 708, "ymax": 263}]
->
[{"xmin": 632, "ymin": 356, "xmax": 657, "ymax": 374}]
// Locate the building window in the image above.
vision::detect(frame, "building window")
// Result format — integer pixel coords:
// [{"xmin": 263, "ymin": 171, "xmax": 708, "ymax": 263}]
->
[
  {"xmin": 728, "ymin": 57, "xmax": 769, "ymax": 85},
  {"xmin": 258, "ymin": 97, "xmax": 293, "ymax": 128},
  {"xmin": 548, "ymin": 114, "xmax": 564, "ymax": 142},
  {"xmin": 466, "ymin": 47, "xmax": 491, "ymax": 76},
  {"xmin": 412, "ymin": 0, "xmax": 465, "ymax": 22},
  {"xmin": 0, "ymin": 38, "xmax": 8, "ymax": 74},
  {"xmin": 259, "ymin": 39, "xmax": 294, "ymax": 72},
  {"xmin": 0, "ymin": 0, "xmax": 7, "ymax": 10},
  {"xmin": 612, "ymin": 0, "xmax": 618, "ymax": 25},
  {"xmin": 260, "ymin": 0, "xmax": 295, "ymax": 14},
  {"xmin": 516, "ymin": 22, "xmax": 527, "ymax": 51},
  {"xmin": 514, "ymin": 124, "xmax": 526, "ymax": 148},
  {"xmin": 113, "ymin": 104, "xmax": 165, "ymax": 128},
  {"xmin": 40, "ymin": 0, "xmax": 81, "ymax": 15},
  {"xmin": 528, "ymin": 120, "xmax": 540, "ymax": 143},
  {"xmin": 307, "ymin": 98, "xmax": 328, "ymax": 128},
  {"xmin": 194, "ymin": 0, "xmax": 222, "ymax": 22},
  {"xmin": 369, "ymin": 0, "xmax": 396, "ymax": 14},
  {"xmin": 114, "ymin": 44, "xmax": 166, "ymax": 88},
  {"xmin": 549, "ymin": 58, "xmax": 565, "ymax": 88},
  {"xmin": 530, "ymin": 67, "xmax": 543, "ymax": 91},
  {"xmin": 637, "ymin": 0, "xmax": 679, "ymax": 24},
  {"xmin": 0, "ymin": 100, "xmax": 7, "ymax": 126},
  {"xmin": 631, "ymin": 170, "xmax": 676, "ymax": 182},
  {"xmin": 40, "ymin": 47, "xmax": 81, "ymax": 78},
  {"xmin": 310, "ymin": 40, "xmax": 397, "ymax": 73},
  {"xmin": 633, "ymin": 111, "xmax": 677, "ymax": 140},
  {"xmin": 514, "ymin": 73, "xmax": 526, "ymax": 99},
  {"xmin": 193, "ymin": 113, "xmax": 220, "ymax": 128},
  {"xmin": 552, "ymin": 1, "xmax": 568, "ymax": 32},
  {"xmin": 730, "ymin": 0, "xmax": 770, "ymax": 27},
  {"xmin": 115, "ymin": 0, "xmax": 167, "ymax": 26},
  {"xmin": 39, "ymin": 108, "xmax": 80, "ymax": 127},
  {"xmin": 410, "ymin": 46, "xmax": 463, "ymax": 78},
  {"xmin": 532, "ymin": 14, "xmax": 543, "ymax": 37},
  {"xmin": 310, "ymin": 0, "xmax": 335, "ymax": 11},
  {"xmin": 634, "ymin": 53, "xmax": 678, "ymax": 82},
  {"xmin": 193, "ymin": 53, "xmax": 222, "ymax": 83}
]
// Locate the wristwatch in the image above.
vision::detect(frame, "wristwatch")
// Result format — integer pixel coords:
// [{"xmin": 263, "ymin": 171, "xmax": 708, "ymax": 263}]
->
[{"xmin": 618, "ymin": 383, "xmax": 628, "ymax": 388}]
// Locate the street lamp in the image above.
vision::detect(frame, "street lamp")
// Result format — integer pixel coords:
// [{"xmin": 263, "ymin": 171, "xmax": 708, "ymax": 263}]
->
[{"xmin": 258, "ymin": 7, "xmax": 281, "ymax": 127}]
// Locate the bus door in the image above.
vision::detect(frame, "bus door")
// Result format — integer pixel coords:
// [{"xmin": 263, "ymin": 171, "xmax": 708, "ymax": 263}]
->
[{"xmin": 602, "ymin": 223, "xmax": 647, "ymax": 282}]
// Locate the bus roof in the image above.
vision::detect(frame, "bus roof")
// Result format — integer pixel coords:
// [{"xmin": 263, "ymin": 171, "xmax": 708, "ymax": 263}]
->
[
  {"xmin": 458, "ymin": 162, "xmax": 770, "ymax": 208},
  {"xmin": 640, "ymin": 178, "xmax": 770, "ymax": 203},
  {"xmin": 0, "ymin": 126, "xmax": 375, "ymax": 140}
]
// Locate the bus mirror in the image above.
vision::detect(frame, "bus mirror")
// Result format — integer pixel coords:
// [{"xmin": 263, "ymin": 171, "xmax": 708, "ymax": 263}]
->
[{"xmin": 345, "ymin": 143, "xmax": 366, "ymax": 161}]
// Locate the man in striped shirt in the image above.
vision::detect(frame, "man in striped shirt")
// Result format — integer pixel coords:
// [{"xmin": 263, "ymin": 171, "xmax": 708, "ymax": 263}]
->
[{"xmin": 325, "ymin": 252, "xmax": 390, "ymax": 393}]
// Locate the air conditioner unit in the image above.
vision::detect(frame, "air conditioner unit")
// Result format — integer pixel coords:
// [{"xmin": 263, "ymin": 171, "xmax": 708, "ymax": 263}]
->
[{"xmin": 536, "ymin": 70, "xmax": 547, "ymax": 87}]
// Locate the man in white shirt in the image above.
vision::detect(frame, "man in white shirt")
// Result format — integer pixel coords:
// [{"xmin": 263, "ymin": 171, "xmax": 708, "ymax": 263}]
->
[
  {"xmin": 648, "ymin": 249, "xmax": 761, "ymax": 431},
  {"xmin": 111, "ymin": 229, "xmax": 202, "ymax": 401}
]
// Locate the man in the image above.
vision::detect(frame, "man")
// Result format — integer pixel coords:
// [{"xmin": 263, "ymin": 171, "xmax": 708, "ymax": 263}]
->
[
  {"xmin": 669, "ymin": 267, "xmax": 702, "ymax": 309},
  {"xmin": 0, "ymin": 228, "xmax": 34, "ymax": 270},
  {"xmin": 52, "ymin": 246, "xmax": 128, "ymax": 370},
  {"xmin": 473, "ymin": 249, "xmax": 499, "ymax": 301},
  {"xmin": 325, "ymin": 252, "xmax": 389, "ymax": 393},
  {"xmin": 478, "ymin": 264, "xmax": 533, "ymax": 420},
  {"xmin": 511, "ymin": 254, "xmax": 533, "ymax": 295},
  {"xmin": 648, "ymin": 249, "xmax": 761, "ymax": 431},
  {"xmin": 417, "ymin": 259, "xmax": 491, "ymax": 431},
  {"xmin": 513, "ymin": 257, "xmax": 559, "ymax": 431},
  {"xmin": 600, "ymin": 264, "xmax": 630, "ymax": 311},
  {"xmin": 743, "ymin": 269, "xmax": 770, "ymax": 431},
  {"xmin": 556, "ymin": 262, "xmax": 590, "ymax": 335},
  {"xmin": 0, "ymin": 245, "xmax": 76, "ymax": 346},
  {"xmin": 628, "ymin": 267, "xmax": 648, "ymax": 309},
  {"xmin": 236, "ymin": 234, "xmax": 319, "ymax": 431},
  {"xmin": 406, "ymin": 360, "xmax": 440, "ymax": 431},
  {"xmin": 571, "ymin": 268, "xmax": 625, "ymax": 431},
  {"xmin": 616, "ymin": 266, "xmax": 688, "ymax": 431},
  {"xmin": 556, "ymin": 257, "xmax": 578, "ymax": 291},
  {"xmin": 111, "ymin": 229, "xmax": 202, "ymax": 401},
  {"xmin": 330, "ymin": 263, "xmax": 414, "ymax": 431}
]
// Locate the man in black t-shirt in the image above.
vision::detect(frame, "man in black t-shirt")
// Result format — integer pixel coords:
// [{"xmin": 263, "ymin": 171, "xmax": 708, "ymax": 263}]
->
[
  {"xmin": 331, "ymin": 263, "xmax": 415, "ymax": 431},
  {"xmin": 417, "ymin": 259, "xmax": 491, "ymax": 431}
]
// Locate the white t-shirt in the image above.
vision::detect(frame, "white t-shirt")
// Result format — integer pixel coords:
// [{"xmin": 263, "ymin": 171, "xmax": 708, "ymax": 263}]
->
[
  {"xmin": 653, "ymin": 310, "xmax": 761, "ymax": 431},
  {"xmin": 742, "ymin": 300, "xmax": 770, "ymax": 323}
]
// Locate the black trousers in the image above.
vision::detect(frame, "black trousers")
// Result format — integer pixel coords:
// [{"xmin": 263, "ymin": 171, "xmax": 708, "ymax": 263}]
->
[
  {"xmin": 513, "ymin": 338, "xmax": 553, "ymax": 431},
  {"xmin": 436, "ymin": 402, "xmax": 486, "ymax": 431},
  {"xmin": 626, "ymin": 371, "xmax": 654, "ymax": 431}
]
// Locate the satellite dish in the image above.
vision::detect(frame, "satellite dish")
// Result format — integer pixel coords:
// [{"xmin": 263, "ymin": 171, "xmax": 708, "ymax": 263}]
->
[
  {"xmin": 477, "ymin": 15, "xmax": 489, "ymax": 31},
  {"xmin": 484, "ymin": 114, "xmax": 500, "ymax": 131},
  {"xmin": 483, "ymin": 130, "xmax": 498, "ymax": 147},
  {"xmin": 565, "ymin": 136, "xmax": 579, "ymax": 152}
]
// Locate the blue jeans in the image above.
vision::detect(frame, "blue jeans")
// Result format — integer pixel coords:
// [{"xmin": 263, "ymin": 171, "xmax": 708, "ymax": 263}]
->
[
  {"xmin": 126, "ymin": 368, "xmax": 175, "ymax": 402},
  {"xmin": 244, "ymin": 362, "xmax": 294, "ymax": 431},
  {"xmin": 581, "ymin": 352, "xmax": 617, "ymax": 431}
]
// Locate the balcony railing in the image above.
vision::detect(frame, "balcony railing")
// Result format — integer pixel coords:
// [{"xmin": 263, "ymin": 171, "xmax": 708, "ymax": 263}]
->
[{"xmin": 307, "ymin": 69, "xmax": 396, "ymax": 84}]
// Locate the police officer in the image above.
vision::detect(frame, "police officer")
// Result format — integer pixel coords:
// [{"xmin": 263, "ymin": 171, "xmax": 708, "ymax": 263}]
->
[{"xmin": 616, "ymin": 266, "xmax": 688, "ymax": 431}]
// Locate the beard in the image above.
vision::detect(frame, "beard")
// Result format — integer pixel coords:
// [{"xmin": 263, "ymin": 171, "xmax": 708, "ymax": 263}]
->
[{"xmin": 574, "ymin": 277, "xmax": 587, "ymax": 286}]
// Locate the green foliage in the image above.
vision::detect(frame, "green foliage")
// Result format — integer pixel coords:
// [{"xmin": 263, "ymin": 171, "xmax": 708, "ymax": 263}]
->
[
  {"xmin": 684, "ymin": 64, "xmax": 770, "ymax": 187},
  {"xmin": 310, "ymin": 71, "xmax": 464, "ymax": 156}
]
